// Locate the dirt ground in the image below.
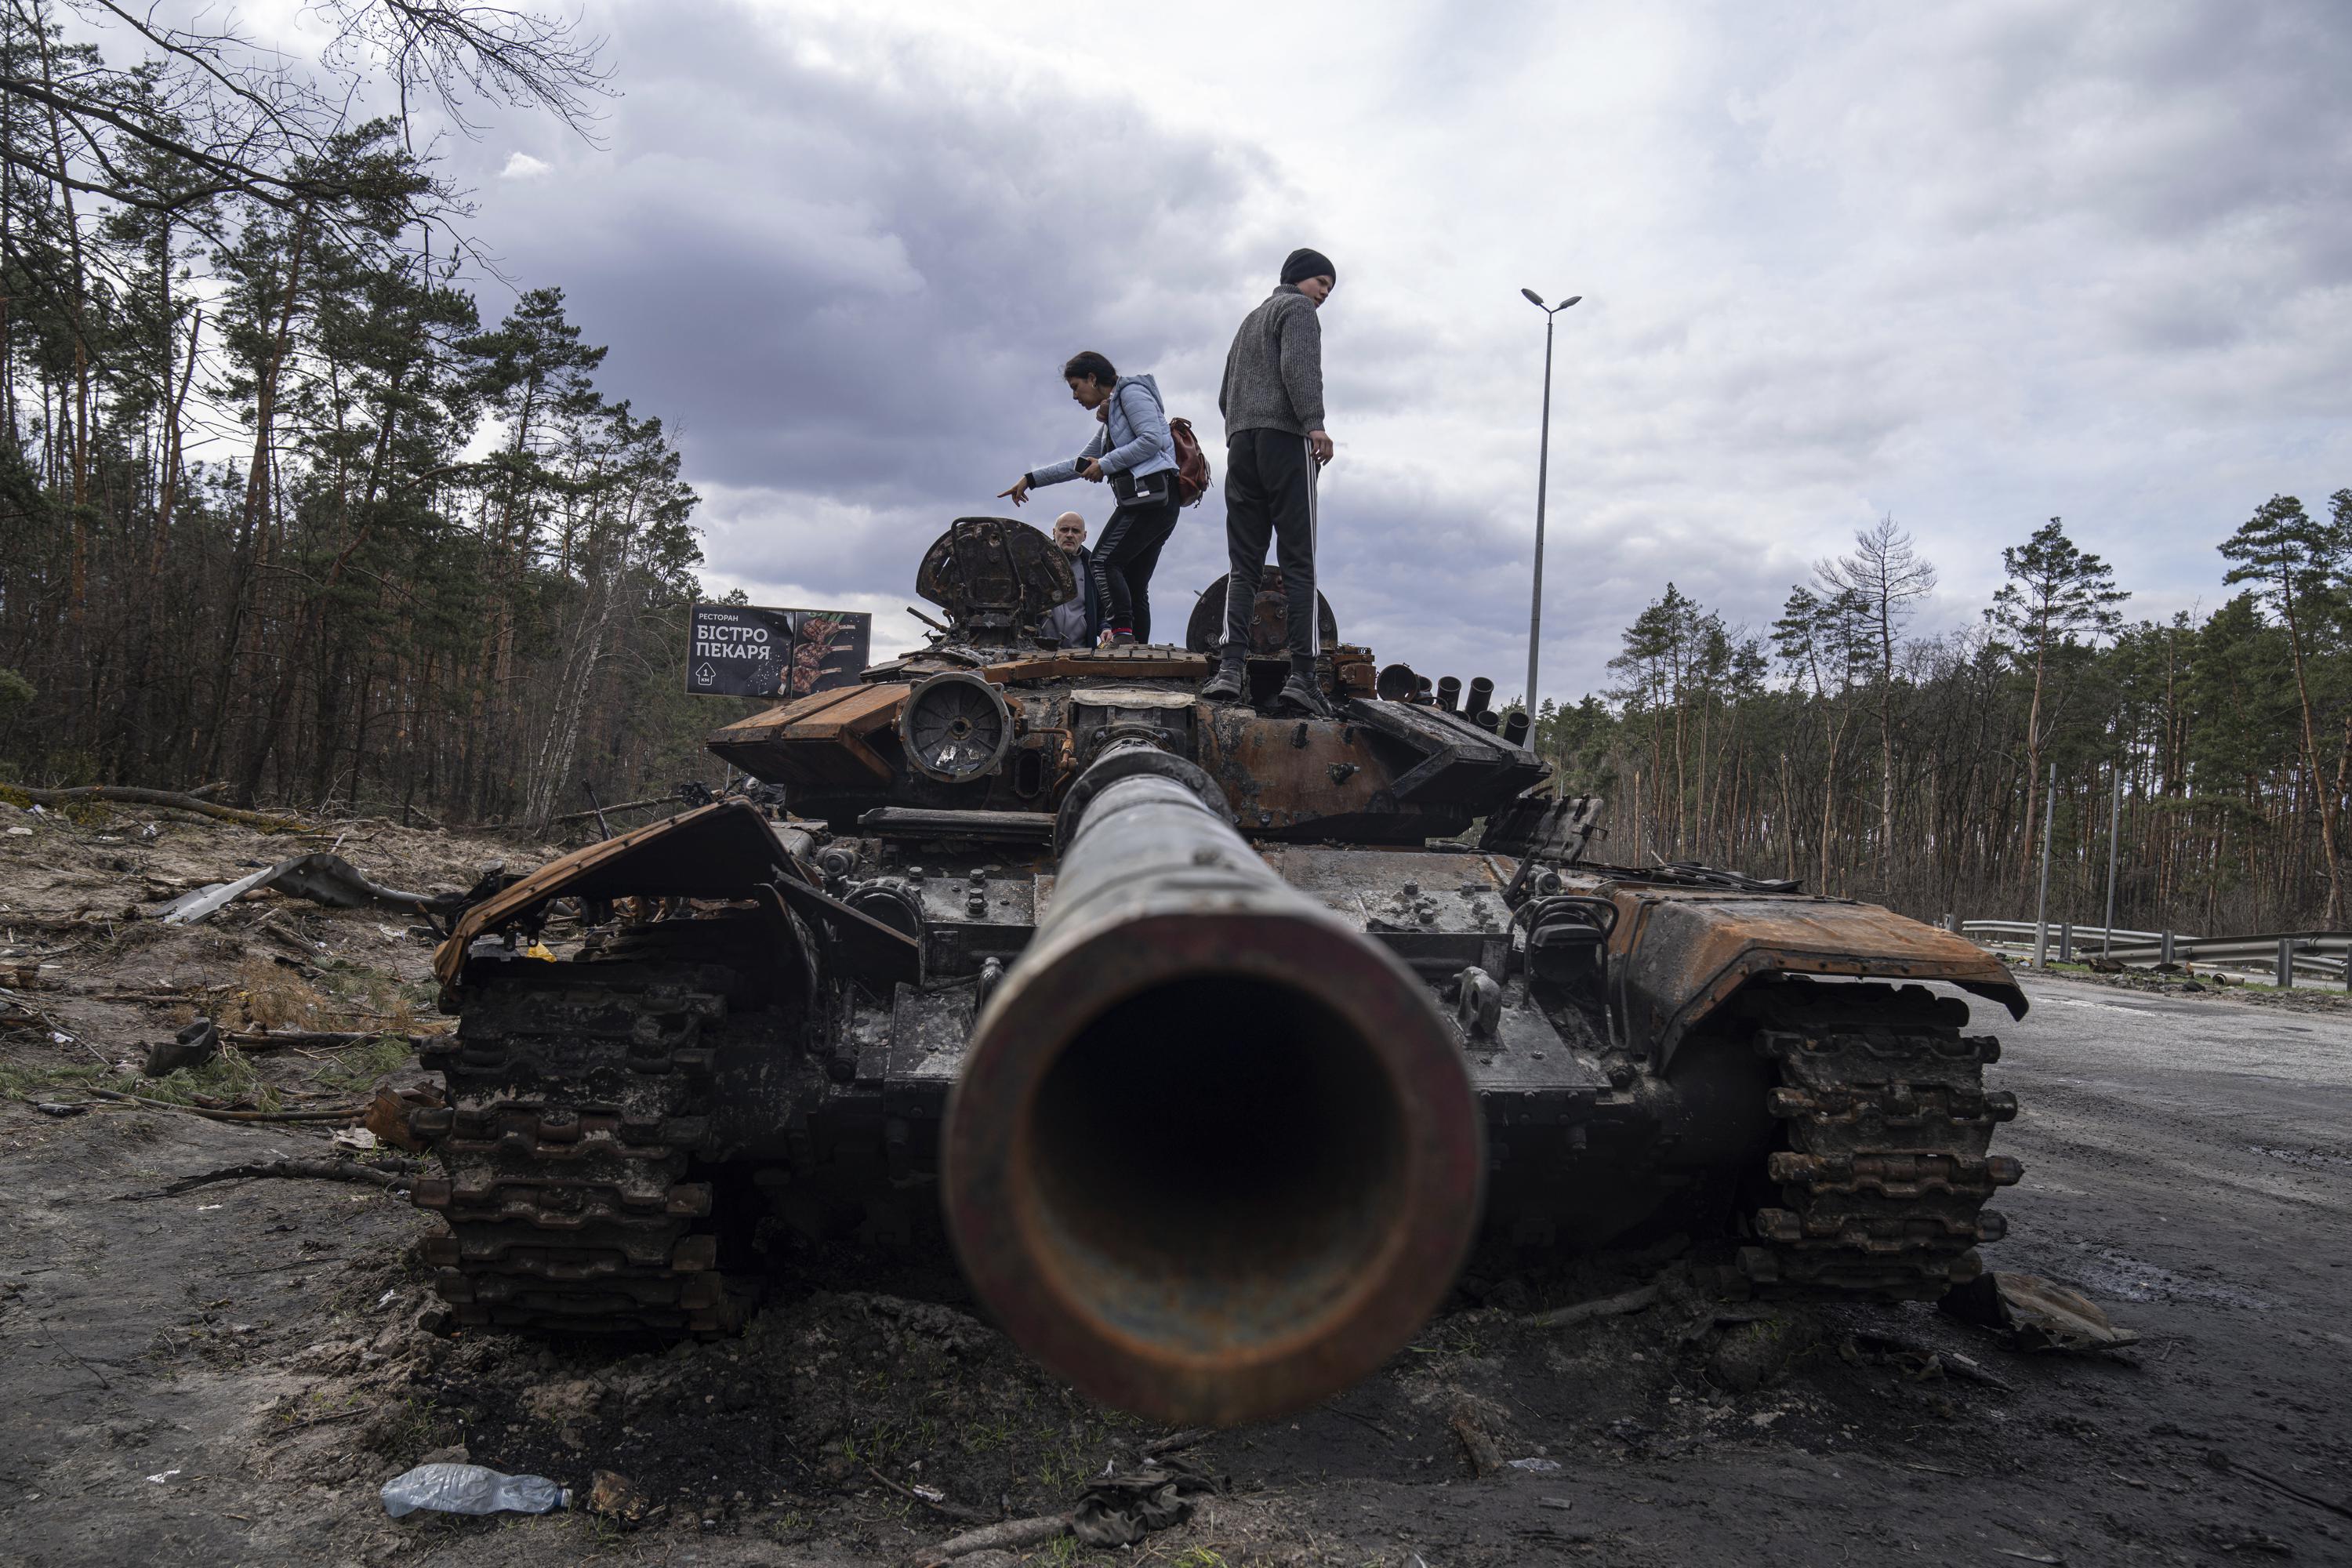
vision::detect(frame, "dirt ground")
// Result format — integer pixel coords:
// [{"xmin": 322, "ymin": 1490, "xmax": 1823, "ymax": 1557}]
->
[{"xmin": 2, "ymin": 800, "xmax": 2347, "ymax": 1567}]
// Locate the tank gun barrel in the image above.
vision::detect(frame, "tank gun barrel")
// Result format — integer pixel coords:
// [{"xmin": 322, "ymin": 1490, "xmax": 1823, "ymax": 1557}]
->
[{"xmin": 942, "ymin": 742, "xmax": 1485, "ymax": 1427}]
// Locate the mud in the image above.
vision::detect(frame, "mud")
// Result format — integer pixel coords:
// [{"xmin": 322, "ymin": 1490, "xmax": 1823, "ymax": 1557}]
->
[{"xmin": 2, "ymin": 805, "xmax": 2347, "ymax": 1566}]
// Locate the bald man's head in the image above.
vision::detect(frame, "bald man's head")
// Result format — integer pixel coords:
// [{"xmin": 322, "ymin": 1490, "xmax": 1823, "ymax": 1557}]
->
[{"xmin": 1052, "ymin": 513, "xmax": 1087, "ymax": 555}]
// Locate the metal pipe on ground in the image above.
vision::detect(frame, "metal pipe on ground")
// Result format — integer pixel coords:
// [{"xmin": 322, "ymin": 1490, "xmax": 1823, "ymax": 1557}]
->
[{"xmin": 941, "ymin": 744, "xmax": 1484, "ymax": 1428}]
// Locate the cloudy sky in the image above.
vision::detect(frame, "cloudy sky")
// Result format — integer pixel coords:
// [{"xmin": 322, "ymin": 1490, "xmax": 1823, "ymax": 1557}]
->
[{"xmin": 431, "ymin": 0, "xmax": 2349, "ymax": 703}]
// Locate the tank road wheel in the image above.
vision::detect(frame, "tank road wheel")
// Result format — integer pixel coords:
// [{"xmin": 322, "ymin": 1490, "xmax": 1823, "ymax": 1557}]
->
[
  {"xmin": 410, "ymin": 927, "xmax": 771, "ymax": 1335},
  {"xmin": 1733, "ymin": 978, "xmax": 2021, "ymax": 1298}
]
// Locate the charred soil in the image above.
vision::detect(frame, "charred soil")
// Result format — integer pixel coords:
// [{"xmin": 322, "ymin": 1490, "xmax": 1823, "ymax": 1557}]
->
[{"xmin": 2, "ymin": 806, "xmax": 2346, "ymax": 1565}]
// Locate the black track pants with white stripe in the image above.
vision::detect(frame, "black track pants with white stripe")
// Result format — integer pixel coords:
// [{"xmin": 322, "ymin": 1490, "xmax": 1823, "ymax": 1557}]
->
[
  {"xmin": 1218, "ymin": 429, "xmax": 1319, "ymax": 663},
  {"xmin": 1090, "ymin": 487, "xmax": 1181, "ymax": 643}
]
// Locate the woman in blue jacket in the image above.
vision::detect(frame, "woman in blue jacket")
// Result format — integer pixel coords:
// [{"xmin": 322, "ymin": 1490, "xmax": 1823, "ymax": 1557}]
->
[{"xmin": 1000, "ymin": 350, "xmax": 1181, "ymax": 644}]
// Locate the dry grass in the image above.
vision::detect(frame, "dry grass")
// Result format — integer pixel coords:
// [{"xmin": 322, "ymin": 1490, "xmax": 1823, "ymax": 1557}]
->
[{"xmin": 231, "ymin": 957, "xmax": 328, "ymax": 1031}]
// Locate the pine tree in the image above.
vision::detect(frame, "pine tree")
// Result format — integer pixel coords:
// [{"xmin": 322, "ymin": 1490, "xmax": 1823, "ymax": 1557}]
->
[
  {"xmin": 1987, "ymin": 517, "xmax": 2129, "ymax": 894},
  {"xmin": 2220, "ymin": 494, "xmax": 2350, "ymax": 922}
]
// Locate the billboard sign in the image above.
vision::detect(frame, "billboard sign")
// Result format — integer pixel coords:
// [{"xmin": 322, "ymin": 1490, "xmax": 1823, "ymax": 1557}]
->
[{"xmin": 687, "ymin": 604, "xmax": 871, "ymax": 699}]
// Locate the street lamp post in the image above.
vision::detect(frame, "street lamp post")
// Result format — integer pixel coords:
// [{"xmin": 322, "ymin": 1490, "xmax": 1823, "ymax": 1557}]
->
[{"xmin": 1519, "ymin": 288, "xmax": 1581, "ymax": 752}]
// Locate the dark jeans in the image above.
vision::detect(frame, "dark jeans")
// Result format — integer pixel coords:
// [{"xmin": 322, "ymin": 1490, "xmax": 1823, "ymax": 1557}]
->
[
  {"xmin": 1220, "ymin": 429, "xmax": 1319, "ymax": 662},
  {"xmin": 1092, "ymin": 475, "xmax": 1181, "ymax": 641}
]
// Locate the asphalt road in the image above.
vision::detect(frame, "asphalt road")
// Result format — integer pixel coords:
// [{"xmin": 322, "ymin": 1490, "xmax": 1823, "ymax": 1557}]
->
[
  {"xmin": 1994, "ymin": 972, "xmax": 2352, "ymax": 1324},
  {"xmin": 1884, "ymin": 972, "xmax": 2352, "ymax": 1558},
  {"xmin": 1267, "ymin": 971, "xmax": 2352, "ymax": 1565}
]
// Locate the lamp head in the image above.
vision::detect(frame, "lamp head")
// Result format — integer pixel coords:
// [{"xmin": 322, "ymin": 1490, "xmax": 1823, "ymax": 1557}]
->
[{"xmin": 1520, "ymin": 288, "xmax": 1546, "ymax": 308}]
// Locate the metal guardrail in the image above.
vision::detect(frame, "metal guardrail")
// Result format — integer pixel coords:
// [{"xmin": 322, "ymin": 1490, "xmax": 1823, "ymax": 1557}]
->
[
  {"xmin": 1962, "ymin": 921, "xmax": 2178, "ymax": 945},
  {"xmin": 1961, "ymin": 920, "xmax": 2352, "ymax": 987}
]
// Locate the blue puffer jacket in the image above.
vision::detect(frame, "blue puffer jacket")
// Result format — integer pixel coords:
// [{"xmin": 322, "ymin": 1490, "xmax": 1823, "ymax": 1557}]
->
[{"xmin": 1025, "ymin": 374, "xmax": 1178, "ymax": 490}]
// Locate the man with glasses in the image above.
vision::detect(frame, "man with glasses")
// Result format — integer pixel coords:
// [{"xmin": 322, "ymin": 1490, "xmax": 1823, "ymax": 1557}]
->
[{"xmin": 1041, "ymin": 511, "xmax": 1101, "ymax": 648}]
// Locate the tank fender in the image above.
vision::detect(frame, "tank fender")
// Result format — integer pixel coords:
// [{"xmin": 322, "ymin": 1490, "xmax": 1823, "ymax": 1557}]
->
[
  {"xmin": 1609, "ymin": 893, "xmax": 2027, "ymax": 1069},
  {"xmin": 433, "ymin": 801, "xmax": 811, "ymax": 985}
]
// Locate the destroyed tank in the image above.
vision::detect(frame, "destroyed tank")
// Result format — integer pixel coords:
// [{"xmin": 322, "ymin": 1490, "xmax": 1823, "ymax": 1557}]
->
[{"xmin": 412, "ymin": 516, "xmax": 2027, "ymax": 1427}]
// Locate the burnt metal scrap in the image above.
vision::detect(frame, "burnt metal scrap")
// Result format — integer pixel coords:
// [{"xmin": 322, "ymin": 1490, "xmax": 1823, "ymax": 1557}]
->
[
  {"xmin": 161, "ymin": 851, "xmax": 506, "ymax": 931},
  {"xmin": 406, "ymin": 513, "xmax": 2030, "ymax": 1428}
]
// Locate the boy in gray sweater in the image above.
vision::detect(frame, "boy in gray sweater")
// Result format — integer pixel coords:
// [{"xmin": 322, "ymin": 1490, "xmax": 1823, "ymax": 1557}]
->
[{"xmin": 1202, "ymin": 248, "xmax": 1337, "ymax": 715}]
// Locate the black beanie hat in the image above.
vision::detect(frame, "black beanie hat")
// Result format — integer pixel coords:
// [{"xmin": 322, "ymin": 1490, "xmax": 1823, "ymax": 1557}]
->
[{"xmin": 1280, "ymin": 247, "xmax": 1335, "ymax": 286}]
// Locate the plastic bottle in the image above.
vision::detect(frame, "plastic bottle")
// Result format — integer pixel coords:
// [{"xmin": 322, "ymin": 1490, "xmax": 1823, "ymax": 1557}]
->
[{"xmin": 379, "ymin": 1463, "xmax": 570, "ymax": 1518}]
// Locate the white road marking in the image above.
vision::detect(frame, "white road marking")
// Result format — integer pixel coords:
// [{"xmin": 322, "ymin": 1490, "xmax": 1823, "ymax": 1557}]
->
[{"xmin": 2038, "ymin": 996, "xmax": 2153, "ymax": 1014}]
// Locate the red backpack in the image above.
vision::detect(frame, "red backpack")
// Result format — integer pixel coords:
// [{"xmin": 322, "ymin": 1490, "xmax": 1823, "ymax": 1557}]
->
[{"xmin": 1168, "ymin": 416, "xmax": 1212, "ymax": 507}]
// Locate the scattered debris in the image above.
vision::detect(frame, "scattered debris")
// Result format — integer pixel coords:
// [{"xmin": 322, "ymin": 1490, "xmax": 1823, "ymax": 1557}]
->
[
  {"xmin": 32, "ymin": 1102, "xmax": 86, "ymax": 1118},
  {"xmin": 1507, "ymin": 1456, "xmax": 1563, "ymax": 1472},
  {"xmin": 1708, "ymin": 1312, "xmax": 1822, "ymax": 1392},
  {"xmin": 1137, "ymin": 1427, "xmax": 1214, "ymax": 1460},
  {"xmin": 229, "ymin": 1029, "xmax": 449, "ymax": 1054},
  {"xmin": 160, "ymin": 851, "xmax": 435, "ymax": 925},
  {"xmin": 114, "ymin": 1155, "xmax": 417, "ymax": 1201},
  {"xmin": 1071, "ymin": 1455, "xmax": 1221, "ymax": 1547},
  {"xmin": 1843, "ymin": 1329, "xmax": 2016, "ymax": 1393},
  {"xmin": 866, "ymin": 1463, "xmax": 988, "ymax": 1523},
  {"xmin": 547, "ymin": 793, "xmax": 676, "ymax": 827},
  {"xmin": 329, "ymin": 1126, "xmax": 381, "ymax": 1153},
  {"xmin": 1527, "ymin": 1281, "xmax": 1662, "ymax": 1330},
  {"xmin": 85, "ymin": 1087, "xmax": 365, "ymax": 1125},
  {"xmin": 379, "ymin": 1462, "xmax": 569, "ymax": 1518},
  {"xmin": 1450, "ymin": 1408, "xmax": 1504, "ymax": 1477},
  {"xmin": 586, "ymin": 1468, "xmax": 650, "ymax": 1523},
  {"xmin": 261, "ymin": 1405, "xmax": 377, "ymax": 1440},
  {"xmin": 1941, "ymin": 1272, "xmax": 2143, "ymax": 1352},
  {"xmin": 364, "ymin": 1084, "xmax": 441, "ymax": 1151},
  {"xmin": 916, "ymin": 1513, "xmax": 1073, "ymax": 1566},
  {"xmin": 10, "ymin": 783, "xmax": 311, "ymax": 830},
  {"xmin": 142, "ymin": 1017, "xmax": 220, "ymax": 1078}
]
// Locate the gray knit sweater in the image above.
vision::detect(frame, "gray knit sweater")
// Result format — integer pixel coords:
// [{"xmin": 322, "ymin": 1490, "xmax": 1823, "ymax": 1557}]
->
[{"xmin": 1218, "ymin": 284, "xmax": 1325, "ymax": 438}]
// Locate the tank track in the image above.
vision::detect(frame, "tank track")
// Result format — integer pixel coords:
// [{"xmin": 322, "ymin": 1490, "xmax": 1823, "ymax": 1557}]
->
[
  {"xmin": 1735, "ymin": 979, "xmax": 2021, "ymax": 1297},
  {"xmin": 410, "ymin": 928, "xmax": 764, "ymax": 1334}
]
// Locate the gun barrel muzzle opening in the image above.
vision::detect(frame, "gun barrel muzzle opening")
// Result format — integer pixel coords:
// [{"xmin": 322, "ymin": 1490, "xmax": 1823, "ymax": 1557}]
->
[{"xmin": 942, "ymin": 756, "xmax": 1483, "ymax": 1427}]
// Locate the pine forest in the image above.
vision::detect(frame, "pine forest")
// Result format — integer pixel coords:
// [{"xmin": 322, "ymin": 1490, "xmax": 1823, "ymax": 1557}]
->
[
  {"xmin": 0, "ymin": 0, "xmax": 715, "ymax": 833},
  {"xmin": 1537, "ymin": 505, "xmax": 2352, "ymax": 936},
  {"xmin": 0, "ymin": 4, "xmax": 2343, "ymax": 935}
]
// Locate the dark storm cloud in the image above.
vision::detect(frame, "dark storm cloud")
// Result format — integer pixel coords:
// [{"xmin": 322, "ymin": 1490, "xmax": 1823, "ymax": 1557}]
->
[
  {"xmin": 432, "ymin": 1, "xmax": 1341, "ymax": 655},
  {"xmin": 431, "ymin": 0, "xmax": 2352, "ymax": 685},
  {"xmin": 460, "ymin": 3, "xmax": 1270, "ymax": 514}
]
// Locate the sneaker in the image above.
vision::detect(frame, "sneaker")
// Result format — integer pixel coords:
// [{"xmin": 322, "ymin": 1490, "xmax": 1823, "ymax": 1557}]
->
[
  {"xmin": 1199, "ymin": 661, "xmax": 1245, "ymax": 701},
  {"xmin": 1272, "ymin": 672, "xmax": 1335, "ymax": 719}
]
